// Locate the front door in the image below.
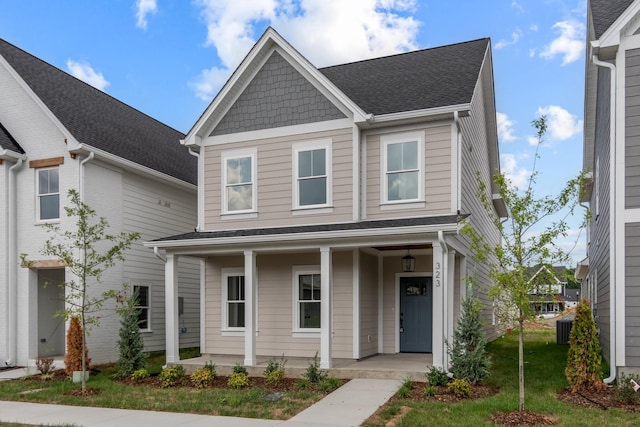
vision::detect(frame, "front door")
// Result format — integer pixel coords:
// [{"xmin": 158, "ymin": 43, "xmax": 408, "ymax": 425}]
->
[
  {"xmin": 399, "ymin": 276, "xmax": 432, "ymax": 352},
  {"xmin": 37, "ymin": 269, "xmax": 66, "ymax": 356}
]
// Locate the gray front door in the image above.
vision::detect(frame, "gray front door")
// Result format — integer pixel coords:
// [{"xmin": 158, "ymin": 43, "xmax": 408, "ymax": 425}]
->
[
  {"xmin": 399, "ymin": 276, "xmax": 432, "ymax": 352},
  {"xmin": 38, "ymin": 269, "xmax": 66, "ymax": 356}
]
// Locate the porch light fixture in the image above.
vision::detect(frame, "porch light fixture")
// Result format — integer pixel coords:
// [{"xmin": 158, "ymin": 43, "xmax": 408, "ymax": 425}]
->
[{"xmin": 401, "ymin": 249, "xmax": 415, "ymax": 272}]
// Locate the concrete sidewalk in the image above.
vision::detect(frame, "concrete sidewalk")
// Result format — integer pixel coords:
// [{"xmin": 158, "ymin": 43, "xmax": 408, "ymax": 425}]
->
[{"xmin": 0, "ymin": 370, "xmax": 399, "ymax": 427}]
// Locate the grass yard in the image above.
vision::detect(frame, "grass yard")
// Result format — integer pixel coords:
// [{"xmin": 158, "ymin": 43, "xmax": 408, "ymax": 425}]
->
[{"xmin": 365, "ymin": 330, "xmax": 640, "ymax": 426}]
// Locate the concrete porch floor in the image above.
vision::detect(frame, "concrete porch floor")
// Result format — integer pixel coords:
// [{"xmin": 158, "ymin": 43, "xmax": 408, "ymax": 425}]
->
[{"xmin": 176, "ymin": 352, "xmax": 433, "ymax": 380}]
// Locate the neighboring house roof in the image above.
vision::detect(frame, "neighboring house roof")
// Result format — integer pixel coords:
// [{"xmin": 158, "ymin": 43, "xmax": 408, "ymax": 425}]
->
[
  {"xmin": 0, "ymin": 121, "xmax": 24, "ymax": 154},
  {"xmin": 319, "ymin": 38, "xmax": 490, "ymax": 116},
  {"xmin": 591, "ymin": 0, "xmax": 635, "ymax": 39},
  {"xmin": 154, "ymin": 215, "xmax": 467, "ymax": 242},
  {"xmin": 0, "ymin": 38, "xmax": 196, "ymax": 185}
]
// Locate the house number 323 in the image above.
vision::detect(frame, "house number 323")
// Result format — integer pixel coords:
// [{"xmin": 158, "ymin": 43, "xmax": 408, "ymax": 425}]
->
[{"xmin": 434, "ymin": 262, "xmax": 441, "ymax": 287}]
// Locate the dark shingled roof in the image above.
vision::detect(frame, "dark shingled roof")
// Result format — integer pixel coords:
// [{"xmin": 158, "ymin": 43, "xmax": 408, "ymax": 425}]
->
[
  {"xmin": 153, "ymin": 214, "xmax": 467, "ymax": 242},
  {"xmin": 591, "ymin": 0, "xmax": 635, "ymax": 39},
  {"xmin": 0, "ymin": 39, "xmax": 196, "ymax": 185},
  {"xmin": 319, "ymin": 38, "xmax": 489, "ymax": 116},
  {"xmin": 0, "ymin": 121, "xmax": 24, "ymax": 154}
]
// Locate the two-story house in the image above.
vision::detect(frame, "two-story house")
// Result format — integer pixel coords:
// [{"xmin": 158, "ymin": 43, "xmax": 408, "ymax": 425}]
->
[
  {"xmin": 0, "ymin": 38, "xmax": 200, "ymax": 367},
  {"xmin": 149, "ymin": 28, "xmax": 505, "ymax": 371},
  {"xmin": 580, "ymin": 0, "xmax": 640, "ymax": 378}
]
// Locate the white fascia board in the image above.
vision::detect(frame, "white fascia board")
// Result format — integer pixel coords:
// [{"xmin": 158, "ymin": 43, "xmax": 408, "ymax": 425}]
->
[
  {"xmin": 0, "ymin": 149, "xmax": 27, "ymax": 161},
  {"xmin": 0, "ymin": 54, "xmax": 80, "ymax": 149},
  {"xmin": 368, "ymin": 104, "xmax": 471, "ymax": 125},
  {"xmin": 146, "ymin": 222, "xmax": 459, "ymax": 253},
  {"xmin": 70, "ymin": 144, "xmax": 196, "ymax": 191},
  {"xmin": 598, "ymin": 1, "xmax": 640, "ymax": 49}
]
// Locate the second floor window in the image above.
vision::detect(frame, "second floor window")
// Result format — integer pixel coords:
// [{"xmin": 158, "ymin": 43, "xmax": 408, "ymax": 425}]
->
[
  {"xmin": 223, "ymin": 149, "xmax": 256, "ymax": 213},
  {"xmin": 382, "ymin": 132, "xmax": 424, "ymax": 204},
  {"xmin": 37, "ymin": 167, "xmax": 60, "ymax": 221},
  {"xmin": 293, "ymin": 139, "xmax": 331, "ymax": 209}
]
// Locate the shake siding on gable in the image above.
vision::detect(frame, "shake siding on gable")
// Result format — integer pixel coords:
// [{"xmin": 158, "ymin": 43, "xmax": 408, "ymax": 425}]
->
[
  {"xmin": 364, "ymin": 125, "xmax": 452, "ymax": 220},
  {"xmin": 202, "ymin": 127, "xmax": 353, "ymax": 231}
]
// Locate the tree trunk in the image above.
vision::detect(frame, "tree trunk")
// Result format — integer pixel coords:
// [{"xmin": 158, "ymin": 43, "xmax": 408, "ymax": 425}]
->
[{"xmin": 518, "ymin": 313, "xmax": 525, "ymax": 411}]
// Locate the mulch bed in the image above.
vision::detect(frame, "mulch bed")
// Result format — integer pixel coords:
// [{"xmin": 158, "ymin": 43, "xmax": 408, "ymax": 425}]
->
[
  {"xmin": 490, "ymin": 410, "xmax": 557, "ymax": 426},
  {"xmin": 394, "ymin": 382, "xmax": 499, "ymax": 403},
  {"xmin": 557, "ymin": 386, "xmax": 640, "ymax": 413}
]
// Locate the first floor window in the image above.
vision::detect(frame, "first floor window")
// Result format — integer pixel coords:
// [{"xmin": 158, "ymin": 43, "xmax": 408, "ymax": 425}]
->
[
  {"xmin": 226, "ymin": 275, "xmax": 245, "ymax": 328},
  {"xmin": 133, "ymin": 285, "xmax": 150, "ymax": 330},
  {"xmin": 296, "ymin": 272, "xmax": 321, "ymax": 329},
  {"xmin": 37, "ymin": 167, "xmax": 60, "ymax": 220}
]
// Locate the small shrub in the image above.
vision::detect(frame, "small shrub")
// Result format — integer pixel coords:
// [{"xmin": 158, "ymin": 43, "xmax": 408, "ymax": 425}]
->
[
  {"xmin": 303, "ymin": 352, "xmax": 327, "ymax": 383},
  {"xmin": 227, "ymin": 372, "xmax": 249, "ymax": 388},
  {"xmin": 426, "ymin": 367, "xmax": 449, "ymax": 386},
  {"xmin": 396, "ymin": 377, "xmax": 414, "ymax": 398},
  {"xmin": 204, "ymin": 361, "xmax": 217, "ymax": 378},
  {"xmin": 613, "ymin": 372, "xmax": 640, "ymax": 405},
  {"xmin": 191, "ymin": 367, "xmax": 214, "ymax": 389},
  {"xmin": 295, "ymin": 379, "xmax": 311, "ymax": 390},
  {"xmin": 131, "ymin": 368, "xmax": 150, "ymax": 382},
  {"xmin": 264, "ymin": 355, "xmax": 287, "ymax": 374},
  {"xmin": 265, "ymin": 369, "xmax": 285, "ymax": 386},
  {"xmin": 447, "ymin": 378, "xmax": 471, "ymax": 398},
  {"xmin": 160, "ymin": 365, "xmax": 185, "ymax": 388},
  {"xmin": 565, "ymin": 301, "xmax": 602, "ymax": 392},
  {"xmin": 40, "ymin": 373, "xmax": 54, "ymax": 381},
  {"xmin": 232, "ymin": 363, "xmax": 248, "ymax": 375},
  {"xmin": 423, "ymin": 385, "xmax": 437, "ymax": 397},
  {"xmin": 35, "ymin": 357, "xmax": 55, "ymax": 375},
  {"xmin": 64, "ymin": 316, "xmax": 91, "ymax": 375},
  {"xmin": 318, "ymin": 376, "xmax": 340, "ymax": 392}
]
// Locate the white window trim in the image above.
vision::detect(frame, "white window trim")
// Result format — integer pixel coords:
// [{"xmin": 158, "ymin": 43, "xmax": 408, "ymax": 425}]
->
[
  {"xmin": 380, "ymin": 131, "xmax": 425, "ymax": 206},
  {"xmin": 221, "ymin": 267, "xmax": 246, "ymax": 334},
  {"xmin": 292, "ymin": 139, "xmax": 333, "ymax": 211},
  {"xmin": 133, "ymin": 284, "xmax": 152, "ymax": 333},
  {"xmin": 36, "ymin": 166, "xmax": 60, "ymax": 223},
  {"xmin": 221, "ymin": 148, "xmax": 257, "ymax": 215},
  {"xmin": 292, "ymin": 265, "xmax": 321, "ymax": 336}
]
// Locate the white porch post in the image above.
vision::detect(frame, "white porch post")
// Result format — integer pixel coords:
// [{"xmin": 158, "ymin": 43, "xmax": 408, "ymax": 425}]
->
[
  {"xmin": 444, "ymin": 250, "xmax": 456, "ymax": 369},
  {"xmin": 244, "ymin": 250, "xmax": 257, "ymax": 366},
  {"xmin": 432, "ymin": 244, "xmax": 445, "ymax": 369},
  {"xmin": 165, "ymin": 254, "xmax": 180, "ymax": 364},
  {"xmin": 320, "ymin": 246, "xmax": 332, "ymax": 369}
]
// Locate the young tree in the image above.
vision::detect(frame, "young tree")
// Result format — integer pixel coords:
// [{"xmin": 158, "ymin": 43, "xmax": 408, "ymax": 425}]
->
[
  {"xmin": 37, "ymin": 189, "xmax": 139, "ymax": 391},
  {"xmin": 447, "ymin": 294, "xmax": 491, "ymax": 384},
  {"xmin": 64, "ymin": 315, "xmax": 91, "ymax": 375},
  {"xmin": 114, "ymin": 286, "xmax": 147, "ymax": 379},
  {"xmin": 462, "ymin": 116, "xmax": 584, "ymax": 411}
]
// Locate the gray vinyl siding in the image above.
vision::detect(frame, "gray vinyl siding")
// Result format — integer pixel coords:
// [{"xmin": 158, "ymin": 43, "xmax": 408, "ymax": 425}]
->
[
  {"xmin": 592, "ymin": 65, "xmax": 612, "ymax": 362},
  {"xmin": 364, "ymin": 125, "xmax": 453, "ymax": 220},
  {"xmin": 625, "ymin": 224, "xmax": 640, "ymax": 366},
  {"xmin": 359, "ymin": 251, "xmax": 379, "ymax": 358},
  {"xmin": 625, "ymin": 49, "xmax": 640, "ymax": 208},
  {"xmin": 211, "ymin": 51, "xmax": 345, "ymax": 136},
  {"xmin": 203, "ymin": 127, "xmax": 353, "ymax": 230}
]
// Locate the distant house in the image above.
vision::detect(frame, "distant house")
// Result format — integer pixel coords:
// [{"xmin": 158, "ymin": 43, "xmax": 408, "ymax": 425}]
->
[
  {"xmin": 527, "ymin": 266, "xmax": 573, "ymax": 317},
  {"xmin": 581, "ymin": 0, "xmax": 640, "ymax": 377},
  {"xmin": 148, "ymin": 28, "xmax": 506, "ymax": 370},
  {"xmin": 0, "ymin": 38, "xmax": 200, "ymax": 367}
]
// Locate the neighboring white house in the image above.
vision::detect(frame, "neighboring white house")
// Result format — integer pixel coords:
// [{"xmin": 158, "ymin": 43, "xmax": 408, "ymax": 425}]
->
[
  {"xmin": 148, "ymin": 28, "xmax": 506, "ymax": 371},
  {"xmin": 0, "ymin": 38, "xmax": 200, "ymax": 367}
]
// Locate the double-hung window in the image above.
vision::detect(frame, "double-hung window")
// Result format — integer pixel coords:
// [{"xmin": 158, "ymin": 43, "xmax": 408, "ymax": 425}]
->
[
  {"xmin": 222, "ymin": 148, "xmax": 256, "ymax": 214},
  {"xmin": 294, "ymin": 268, "xmax": 321, "ymax": 331},
  {"xmin": 133, "ymin": 285, "xmax": 150, "ymax": 331},
  {"xmin": 381, "ymin": 132, "xmax": 424, "ymax": 204},
  {"xmin": 37, "ymin": 167, "xmax": 60, "ymax": 221},
  {"xmin": 222, "ymin": 269, "xmax": 245, "ymax": 331},
  {"xmin": 293, "ymin": 139, "xmax": 332, "ymax": 209}
]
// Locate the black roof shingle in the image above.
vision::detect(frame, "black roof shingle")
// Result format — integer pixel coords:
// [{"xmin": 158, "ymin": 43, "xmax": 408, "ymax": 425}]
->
[
  {"xmin": 0, "ymin": 39, "xmax": 196, "ymax": 185},
  {"xmin": 591, "ymin": 0, "xmax": 635, "ymax": 39},
  {"xmin": 0, "ymin": 121, "xmax": 24, "ymax": 154}
]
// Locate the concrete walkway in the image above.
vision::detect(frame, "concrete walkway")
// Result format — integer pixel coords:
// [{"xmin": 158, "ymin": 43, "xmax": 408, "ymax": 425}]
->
[{"xmin": 0, "ymin": 369, "xmax": 399, "ymax": 427}]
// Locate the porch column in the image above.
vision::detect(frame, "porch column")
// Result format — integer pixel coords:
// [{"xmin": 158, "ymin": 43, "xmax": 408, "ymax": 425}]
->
[
  {"xmin": 320, "ymin": 246, "xmax": 332, "ymax": 369},
  {"xmin": 165, "ymin": 254, "xmax": 180, "ymax": 364},
  {"xmin": 444, "ymin": 250, "xmax": 456, "ymax": 370},
  {"xmin": 244, "ymin": 250, "xmax": 257, "ymax": 366},
  {"xmin": 432, "ymin": 244, "xmax": 445, "ymax": 369}
]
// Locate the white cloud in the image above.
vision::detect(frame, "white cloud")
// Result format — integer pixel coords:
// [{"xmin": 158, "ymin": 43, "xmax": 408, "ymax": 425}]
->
[
  {"xmin": 66, "ymin": 60, "xmax": 109, "ymax": 91},
  {"xmin": 135, "ymin": 0, "xmax": 158, "ymax": 30},
  {"xmin": 191, "ymin": 0, "xmax": 420, "ymax": 100},
  {"xmin": 501, "ymin": 153, "xmax": 531, "ymax": 190},
  {"xmin": 497, "ymin": 112, "xmax": 517, "ymax": 142},
  {"xmin": 539, "ymin": 20, "xmax": 585, "ymax": 65},
  {"xmin": 536, "ymin": 105, "xmax": 583, "ymax": 141},
  {"xmin": 495, "ymin": 28, "xmax": 523, "ymax": 50}
]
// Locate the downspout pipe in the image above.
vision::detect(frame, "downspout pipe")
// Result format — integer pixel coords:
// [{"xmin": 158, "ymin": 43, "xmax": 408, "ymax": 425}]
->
[
  {"xmin": 79, "ymin": 151, "xmax": 94, "ymax": 201},
  {"xmin": 6, "ymin": 157, "xmax": 25, "ymax": 366},
  {"xmin": 591, "ymin": 54, "xmax": 616, "ymax": 384},
  {"xmin": 187, "ymin": 147, "xmax": 202, "ymax": 232}
]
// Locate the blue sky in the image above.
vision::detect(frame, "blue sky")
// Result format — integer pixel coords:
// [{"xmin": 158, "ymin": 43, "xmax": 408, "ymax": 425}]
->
[{"xmin": 1, "ymin": 0, "xmax": 587, "ymax": 264}]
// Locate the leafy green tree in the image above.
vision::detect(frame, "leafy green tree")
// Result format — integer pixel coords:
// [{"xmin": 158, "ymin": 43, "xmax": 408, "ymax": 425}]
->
[
  {"xmin": 462, "ymin": 116, "xmax": 584, "ymax": 411},
  {"xmin": 565, "ymin": 300, "xmax": 602, "ymax": 391},
  {"xmin": 114, "ymin": 286, "xmax": 147, "ymax": 379},
  {"xmin": 447, "ymin": 294, "xmax": 491, "ymax": 384},
  {"xmin": 33, "ymin": 189, "xmax": 139, "ymax": 391}
]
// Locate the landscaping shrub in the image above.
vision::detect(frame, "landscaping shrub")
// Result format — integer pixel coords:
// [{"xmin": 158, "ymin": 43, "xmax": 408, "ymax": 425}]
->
[
  {"xmin": 295, "ymin": 379, "xmax": 311, "ymax": 390},
  {"xmin": 318, "ymin": 376, "xmax": 340, "ymax": 392},
  {"xmin": 303, "ymin": 352, "xmax": 327, "ymax": 383},
  {"xmin": 64, "ymin": 316, "xmax": 91, "ymax": 375},
  {"xmin": 423, "ymin": 385, "xmax": 437, "ymax": 397},
  {"xmin": 613, "ymin": 372, "xmax": 640, "ymax": 405},
  {"xmin": 131, "ymin": 368, "xmax": 150, "ymax": 382},
  {"xmin": 228, "ymin": 372, "xmax": 249, "ymax": 388},
  {"xmin": 426, "ymin": 366, "xmax": 449, "ymax": 386},
  {"xmin": 114, "ymin": 288, "xmax": 147, "ymax": 379},
  {"xmin": 35, "ymin": 357, "xmax": 55, "ymax": 375},
  {"xmin": 565, "ymin": 300, "xmax": 603, "ymax": 392},
  {"xmin": 264, "ymin": 355, "xmax": 287, "ymax": 385},
  {"xmin": 396, "ymin": 377, "xmax": 414, "ymax": 398},
  {"xmin": 191, "ymin": 367, "xmax": 214, "ymax": 388},
  {"xmin": 160, "ymin": 365, "xmax": 185, "ymax": 388},
  {"xmin": 447, "ymin": 378, "xmax": 472, "ymax": 398},
  {"xmin": 203, "ymin": 361, "xmax": 217, "ymax": 378},
  {"xmin": 232, "ymin": 363, "xmax": 248, "ymax": 375}
]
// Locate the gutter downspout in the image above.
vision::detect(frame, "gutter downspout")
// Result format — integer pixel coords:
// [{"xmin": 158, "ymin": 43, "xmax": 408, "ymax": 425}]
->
[
  {"xmin": 438, "ymin": 230, "xmax": 449, "ymax": 371},
  {"xmin": 154, "ymin": 246, "xmax": 167, "ymax": 263},
  {"xmin": 591, "ymin": 54, "xmax": 617, "ymax": 384},
  {"xmin": 6, "ymin": 157, "xmax": 25, "ymax": 366},
  {"xmin": 187, "ymin": 147, "xmax": 202, "ymax": 232},
  {"xmin": 79, "ymin": 151, "xmax": 94, "ymax": 201}
]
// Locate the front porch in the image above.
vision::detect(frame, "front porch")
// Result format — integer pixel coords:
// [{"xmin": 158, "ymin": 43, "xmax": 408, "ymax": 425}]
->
[{"xmin": 176, "ymin": 352, "xmax": 433, "ymax": 380}]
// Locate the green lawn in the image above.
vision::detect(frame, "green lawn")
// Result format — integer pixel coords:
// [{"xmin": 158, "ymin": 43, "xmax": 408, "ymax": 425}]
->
[{"xmin": 366, "ymin": 330, "xmax": 639, "ymax": 426}]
